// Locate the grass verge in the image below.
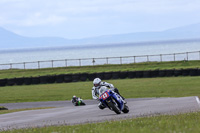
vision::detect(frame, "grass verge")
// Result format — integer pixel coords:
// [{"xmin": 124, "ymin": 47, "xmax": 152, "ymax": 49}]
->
[
  {"xmin": 0, "ymin": 107, "xmax": 54, "ymax": 115},
  {"xmin": 1, "ymin": 112, "xmax": 200, "ymax": 133},
  {"xmin": 0, "ymin": 76, "xmax": 200, "ymax": 103}
]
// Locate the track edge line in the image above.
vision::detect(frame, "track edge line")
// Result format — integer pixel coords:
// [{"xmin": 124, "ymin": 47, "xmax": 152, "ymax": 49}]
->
[{"xmin": 195, "ymin": 96, "xmax": 200, "ymax": 107}]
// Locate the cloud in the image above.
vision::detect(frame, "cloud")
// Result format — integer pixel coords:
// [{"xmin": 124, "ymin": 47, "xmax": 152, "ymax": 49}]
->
[
  {"xmin": 0, "ymin": 0, "xmax": 200, "ymax": 38},
  {"xmin": 1, "ymin": 0, "xmax": 199, "ymax": 20}
]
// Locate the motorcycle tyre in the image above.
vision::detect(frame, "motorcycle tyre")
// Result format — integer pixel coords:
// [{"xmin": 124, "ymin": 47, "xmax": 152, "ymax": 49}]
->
[
  {"xmin": 122, "ymin": 104, "xmax": 129, "ymax": 113},
  {"xmin": 107, "ymin": 100, "xmax": 121, "ymax": 114},
  {"xmin": 81, "ymin": 101, "xmax": 86, "ymax": 105}
]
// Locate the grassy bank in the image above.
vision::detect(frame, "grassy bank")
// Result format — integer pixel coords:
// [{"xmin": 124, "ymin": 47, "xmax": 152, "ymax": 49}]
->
[
  {"xmin": 1, "ymin": 111, "xmax": 200, "ymax": 133},
  {"xmin": 0, "ymin": 60, "xmax": 200, "ymax": 79},
  {"xmin": 0, "ymin": 76, "xmax": 200, "ymax": 103}
]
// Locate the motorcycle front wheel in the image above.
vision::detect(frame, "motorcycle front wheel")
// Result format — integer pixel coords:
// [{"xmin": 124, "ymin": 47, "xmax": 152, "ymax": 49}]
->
[{"xmin": 107, "ymin": 99, "xmax": 121, "ymax": 114}]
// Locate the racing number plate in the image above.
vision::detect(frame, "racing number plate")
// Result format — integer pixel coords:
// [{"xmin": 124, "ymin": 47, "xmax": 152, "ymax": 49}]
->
[{"xmin": 101, "ymin": 92, "xmax": 109, "ymax": 100}]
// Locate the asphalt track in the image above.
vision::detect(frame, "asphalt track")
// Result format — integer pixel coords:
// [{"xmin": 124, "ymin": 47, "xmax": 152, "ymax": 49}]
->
[{"xmin": 0, "ymin": 96, "xmax": 200, "ymax": 131}]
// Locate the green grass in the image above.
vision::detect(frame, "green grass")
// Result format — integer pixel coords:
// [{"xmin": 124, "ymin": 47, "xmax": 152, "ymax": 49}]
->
[
  {"xmin": 0, "ymin": 76, "xmax": 200, "ymax": 103},
  {"xmin": 0, "ymin": 60, "xmax": 200, "ymax": 79},
  {"xmin": 1, "ymin": 112, "xmax": 200, "ymax": 133}
]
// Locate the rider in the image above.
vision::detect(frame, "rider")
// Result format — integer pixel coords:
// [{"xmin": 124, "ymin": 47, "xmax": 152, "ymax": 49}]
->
[{"xmin": 92, "ymin": 78, "xmax": 126, "ymax": 109}]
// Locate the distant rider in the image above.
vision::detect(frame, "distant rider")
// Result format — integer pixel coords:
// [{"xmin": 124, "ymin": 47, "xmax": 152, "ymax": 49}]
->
[{"xmin": 91, "ymin": 78, "xmax": 126, "ymax": 109}]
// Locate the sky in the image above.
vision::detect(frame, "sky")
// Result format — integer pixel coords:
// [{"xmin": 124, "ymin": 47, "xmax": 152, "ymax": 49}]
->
[{"xmin": 0, "ymin": 0, "xmax": 200, "ymax": 39}]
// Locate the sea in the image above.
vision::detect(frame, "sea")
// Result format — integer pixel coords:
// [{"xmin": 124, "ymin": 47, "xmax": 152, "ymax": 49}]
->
[{"xmin": 0, "ymin": 41, "xmax": 200, "ymax": 69}]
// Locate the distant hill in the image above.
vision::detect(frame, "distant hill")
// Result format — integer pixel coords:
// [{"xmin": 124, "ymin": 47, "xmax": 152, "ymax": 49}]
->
[
  {"xmin": 84, "ymin": 23, "xmax": 200, "ymax": 44},
  {"xmin": 1, "ymin": 23, "xmax": 200, "ymax": 50},
  {"xmin": 0, "ymin": 27, "xmax": 74, "ymax": 49}
]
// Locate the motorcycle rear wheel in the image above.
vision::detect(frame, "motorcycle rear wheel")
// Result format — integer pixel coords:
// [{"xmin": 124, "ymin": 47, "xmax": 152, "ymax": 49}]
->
[{"xmin": 122, "ymin": 104, "xmax": 129, "ymax": 113}]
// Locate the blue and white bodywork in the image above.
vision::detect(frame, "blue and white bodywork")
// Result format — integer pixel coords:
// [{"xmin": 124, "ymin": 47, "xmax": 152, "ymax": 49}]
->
[{"xmin": 99, "ymin": 86, "xmax": 129, "ymax": 114}]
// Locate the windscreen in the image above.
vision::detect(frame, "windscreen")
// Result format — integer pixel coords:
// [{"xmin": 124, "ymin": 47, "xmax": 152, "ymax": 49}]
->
[{"xmin": 99, "ymin": 86, "xmax": 108, "ymax": 96}]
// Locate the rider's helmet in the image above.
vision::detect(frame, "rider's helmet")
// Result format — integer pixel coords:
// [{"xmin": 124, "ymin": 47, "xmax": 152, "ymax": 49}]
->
[
  {"xmin": 72, "ymin": 95, "xmax": 77, "ymax": 102},
  {"xmin": 93, "ymin": 78, "xmax": 101, "ymax": 88}
]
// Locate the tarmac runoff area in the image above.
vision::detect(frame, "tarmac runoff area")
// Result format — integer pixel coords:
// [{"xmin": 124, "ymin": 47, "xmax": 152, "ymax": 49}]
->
[{"xmin": 0, "ymin": 96, "xmax": 200, "ymax": 131}]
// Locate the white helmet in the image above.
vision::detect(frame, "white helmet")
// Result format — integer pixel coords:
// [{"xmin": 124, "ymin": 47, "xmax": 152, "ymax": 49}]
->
[{"xmin": 93, "ymin": 78, "xmax": 101, "ymax": 88}]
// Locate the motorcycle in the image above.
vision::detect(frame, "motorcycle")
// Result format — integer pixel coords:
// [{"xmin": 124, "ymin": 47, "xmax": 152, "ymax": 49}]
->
[
  {"xmin": 71, "ymin": 96, "xmax": 86, "ymax": 106},
  {"xmin": 99, "ymin": 86, "xmax": 129, "ymax": 114}
]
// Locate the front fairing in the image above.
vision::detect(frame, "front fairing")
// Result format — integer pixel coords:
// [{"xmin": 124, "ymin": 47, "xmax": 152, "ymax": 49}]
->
[
  {"xmin": 99, "ymin": 90, "xmax": 112, "ymax": 109},
  {"xmin": 99, "ymin": 90, "xmax": 124, "ymax": 110}
]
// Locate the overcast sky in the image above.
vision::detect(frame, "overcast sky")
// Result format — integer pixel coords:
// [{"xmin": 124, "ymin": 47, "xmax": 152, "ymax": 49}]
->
[{"xmin": 0, "ymin": 0, "xmax": 200, "ymax": 39}]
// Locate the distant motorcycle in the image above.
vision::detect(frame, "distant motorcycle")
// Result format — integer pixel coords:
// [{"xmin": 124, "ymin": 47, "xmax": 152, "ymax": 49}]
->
[
  {"xmin": 99, "ymin": 86, "xmax": 129, "ymax": 114},
  {"xmin": 71, "ymin": 95, "xmax": 86, "ymax": 106}
]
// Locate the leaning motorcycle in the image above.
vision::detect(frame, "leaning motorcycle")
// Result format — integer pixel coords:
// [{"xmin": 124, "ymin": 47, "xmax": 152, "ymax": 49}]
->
[
  {"xmin": 99, "ymin": 86, "xmax": 129, "ymax": 114},
  {"xmin": 71, "ymin": 97, "xmax": 86, "ymax": 106}
]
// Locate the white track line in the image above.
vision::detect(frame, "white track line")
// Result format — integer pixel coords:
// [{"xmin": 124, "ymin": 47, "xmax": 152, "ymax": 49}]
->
[{"xmin": 195, "ymin": 96, "xmax": 200, "ymax": 107}]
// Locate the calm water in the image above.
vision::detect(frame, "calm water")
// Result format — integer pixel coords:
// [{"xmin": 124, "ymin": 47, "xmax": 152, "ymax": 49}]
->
[{"xmin": 0, "ymin": 41, "xmax": 200, "ymax": 69}]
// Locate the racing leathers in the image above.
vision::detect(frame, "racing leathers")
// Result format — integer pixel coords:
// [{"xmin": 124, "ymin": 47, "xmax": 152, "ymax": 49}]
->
[
  {"xmin": 91, "ymin": 81, "xmax": 125, "ymax": 109},
  {"xmin": 92, "ymin": 81, "xmax": 115, "ymax": 100}
]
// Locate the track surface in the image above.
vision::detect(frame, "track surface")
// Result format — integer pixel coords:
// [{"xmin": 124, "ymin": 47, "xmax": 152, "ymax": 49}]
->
[{"xmin": 0, "ymin": 96, "xmax": 200, "ymax": 131}]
